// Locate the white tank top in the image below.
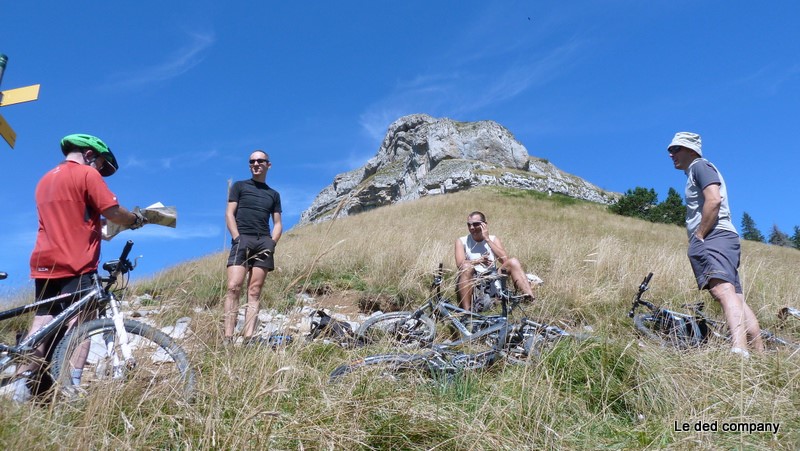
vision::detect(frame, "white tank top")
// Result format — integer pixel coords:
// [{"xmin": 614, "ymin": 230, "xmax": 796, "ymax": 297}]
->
[{"xmin": 460, "ymin": 235, "xmax": 496, "ymax": 273}]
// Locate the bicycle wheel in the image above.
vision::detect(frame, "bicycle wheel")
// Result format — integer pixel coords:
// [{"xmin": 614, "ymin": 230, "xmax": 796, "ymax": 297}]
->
[
  {"xmin": 356, "ymin": 312, "xmax": 436, "ymax": 347},
  {"xmin": 329, "ymin": 353, "xmax": 431, "ymax": 382},
  {"xmin": 50, "ymin": 318, "xmax": 195, "ymax": 401}
]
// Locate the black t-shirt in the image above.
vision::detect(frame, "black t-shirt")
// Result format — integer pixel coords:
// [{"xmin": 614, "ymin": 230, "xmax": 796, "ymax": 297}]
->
[{"xmin": 228, "ymin": 179, "xmax": 282, "ymax": 236}]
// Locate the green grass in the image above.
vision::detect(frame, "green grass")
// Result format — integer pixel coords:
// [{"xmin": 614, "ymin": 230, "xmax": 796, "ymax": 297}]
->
[{"xmin": 2, "ymin": 187, "xmax": 799, "ymax": 449}]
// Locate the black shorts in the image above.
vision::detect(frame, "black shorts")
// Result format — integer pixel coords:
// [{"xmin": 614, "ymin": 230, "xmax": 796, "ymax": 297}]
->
[
  {"xmin": 34, "ymin": 272, "xmax": 96, "ymax": 316},
  {"xmin": 688, "ymin": 229, "xmax": 742, "ymax": 293},
  {"xmin": 226, "ymin": 235, "xmax": 276, "ymax": 270}
]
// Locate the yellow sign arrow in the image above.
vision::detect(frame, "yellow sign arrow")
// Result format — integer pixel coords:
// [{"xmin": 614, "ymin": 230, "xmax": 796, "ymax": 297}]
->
[
  {"xmin": 0, "ymin": 84, "xmax": 40, "ymax": 107},
  {"xmin": 0, "ymin": 112, "xmax": 17, "ymax": 148}
]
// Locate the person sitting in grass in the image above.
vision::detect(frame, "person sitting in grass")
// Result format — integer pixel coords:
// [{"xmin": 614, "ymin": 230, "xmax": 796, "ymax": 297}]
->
[{"xmin": 454, "ymin": 211, "xmax": 536, "ymax": 311}]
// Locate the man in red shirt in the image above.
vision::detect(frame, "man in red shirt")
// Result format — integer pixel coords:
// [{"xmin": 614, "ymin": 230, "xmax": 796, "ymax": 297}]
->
[{"xmin": 2, "ymin": 134, "xmax": 145, "ymax": 402}]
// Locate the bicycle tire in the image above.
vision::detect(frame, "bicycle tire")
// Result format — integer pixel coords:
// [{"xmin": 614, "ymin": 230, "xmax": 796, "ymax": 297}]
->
[
  {"xmin": 356, "ymin": 312, "xmax": 436, "ymax": 347},
  {"xmin": 329, "ymin": 353, "xmax": 431, "ymax": 382},
  {"xmin": 633, "ymin": 313, "xmax": 670, "ymax": 346},
  {"xmin": 50, "ymin": 318, "xmax": 195, "ymax": 401}
]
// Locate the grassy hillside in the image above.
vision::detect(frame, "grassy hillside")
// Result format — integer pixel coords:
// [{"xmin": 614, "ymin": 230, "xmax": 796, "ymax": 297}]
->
[{"xmin": 2, "ymin": 187, "xmax": 799, "ymax": 449}]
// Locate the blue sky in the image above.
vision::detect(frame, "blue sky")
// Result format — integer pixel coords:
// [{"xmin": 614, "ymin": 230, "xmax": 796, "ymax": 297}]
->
[{"xmin": 2, "ymin": 1, "xmax": 798, "ymax": 293}]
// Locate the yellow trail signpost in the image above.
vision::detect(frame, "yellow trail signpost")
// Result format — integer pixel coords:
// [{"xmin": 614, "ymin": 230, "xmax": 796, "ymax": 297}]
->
[
  {"xmin": 0, "ymin": 53, "xmax": 41, "ymax": 149},
  {"xmin": 0, "ymin": 84, "xmax": 41, "ymax": 107}
]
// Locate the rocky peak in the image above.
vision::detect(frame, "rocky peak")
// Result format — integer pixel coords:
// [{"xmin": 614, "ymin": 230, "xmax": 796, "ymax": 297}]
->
[{"xmin": 298, "ymin": 114, "xmax": 618, "ymax": 225}]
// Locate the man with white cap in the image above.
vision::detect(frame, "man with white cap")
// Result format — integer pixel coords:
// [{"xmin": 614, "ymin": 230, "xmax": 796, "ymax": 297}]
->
[{"xmin": 668, "ymin": 131, "xmax": 763, "ymax": 356}]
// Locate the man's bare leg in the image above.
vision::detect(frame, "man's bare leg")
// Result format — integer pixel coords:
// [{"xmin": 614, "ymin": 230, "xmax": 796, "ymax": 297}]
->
[
  {"xmin": 242, "ymin": 267, "xmax": 267, "ymax": 338},
  {"xmin": 709, "ymin": 279, "xmax": 762, "ymax": 354},
  {"xmin": 739, "ymin": 293, "xmax": 764, "ymax": 352},
  {"xmin": 502, "ymin": 258, "xmax": 535, "ymax": 298},
  {"xmin": 224, "ymin": 265, "xmax": 247, "ymax": 338},
  {"xmin": 457, "ymin": 265, "xmax": 476, "ymax": 311}
]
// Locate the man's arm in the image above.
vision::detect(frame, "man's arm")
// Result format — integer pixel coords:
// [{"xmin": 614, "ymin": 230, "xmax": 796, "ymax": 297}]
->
[
  {"xmin": 226, "ymin": 201, "xmax": 239, "ymax": 240},
  {"xmin": 103, "ymin": 205, "xmax": 139, "ymax": 226},
  {"xmin": 477, "ymin": 223, "xmax": 509, "ymax": 264},
  {"xmin": 695, "ymin": 183, "xmax": 722, "ymax": 240},
  {"xmin": 271, "ymin": 212, "xmax": 282, "ymax": 243},
  {"xmin": 486, "ymin": 235, "xmax": 509, "ymax": 265},
  {"xmin": 455, "ymin": 238, "xmax": 467, "ymax": 268}
]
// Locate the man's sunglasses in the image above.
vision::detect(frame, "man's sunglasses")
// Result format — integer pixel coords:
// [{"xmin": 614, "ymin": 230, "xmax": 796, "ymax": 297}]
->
[
  {"xmin": 249, "ymin": 158, "xmax": 269, "ymax": 165},
  {"xmin": 467, "ymin": 221, "xmax": 484, "ymax": 227}
]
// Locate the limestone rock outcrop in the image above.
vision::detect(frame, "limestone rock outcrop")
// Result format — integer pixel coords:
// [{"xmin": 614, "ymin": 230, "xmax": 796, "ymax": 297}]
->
[{"xmin": 299, "ymin": 114, "xmax": 618, "ymax": 225}]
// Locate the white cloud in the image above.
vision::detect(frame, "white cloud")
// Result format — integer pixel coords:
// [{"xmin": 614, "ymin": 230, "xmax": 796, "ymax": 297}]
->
[
  {"xmin": 103, "ymin": 30, "xmax": 215, "ymax": 90},
  {"xmin": 126, "ymin": 149, "xmax": 219, "ymax": 171},
  {"xmin": 358, "ymin": 37, "xmax": 583, "ymax": 140},
  {"xmin": 117, "ymin": 223, "xmax": 221, "ymax": 240}
]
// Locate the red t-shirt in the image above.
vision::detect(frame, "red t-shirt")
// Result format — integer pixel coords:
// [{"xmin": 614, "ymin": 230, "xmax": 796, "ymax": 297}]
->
[{"xmin": 30, "ymin": 161, "xmax": 119, "ymax": 278}]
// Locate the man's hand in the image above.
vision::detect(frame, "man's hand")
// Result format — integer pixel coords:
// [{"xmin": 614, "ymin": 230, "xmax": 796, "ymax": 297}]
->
[
  {"xmin": 476, "ymin": 252, "xmax": 491, "ymax": 266},
  {"xmin": 130, "ymin": 210, "xmax": 147, "ymax": 230},
  {"xmin": 478, "ymin": 222, "xmax": 490, "ymax": 241}
]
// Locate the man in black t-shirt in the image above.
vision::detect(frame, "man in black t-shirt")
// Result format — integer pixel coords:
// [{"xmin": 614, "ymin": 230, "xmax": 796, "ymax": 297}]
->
[{"xmin": 223, "ymin": 150, "xmax": 283, "ymax": 344}]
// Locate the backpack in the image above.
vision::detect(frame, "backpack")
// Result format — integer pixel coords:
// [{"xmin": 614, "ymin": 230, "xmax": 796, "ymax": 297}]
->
[
  {"xmin": 471, "ymin": 270, "xmax": 506, "ymax": 313},
  {"xmin": 307, "ymin": 310, "xmax": 355, "ymax": 342}
]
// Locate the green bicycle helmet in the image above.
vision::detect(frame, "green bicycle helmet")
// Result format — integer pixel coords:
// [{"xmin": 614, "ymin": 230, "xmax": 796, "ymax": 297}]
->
[{"xmin": 60, "ymin": 133, "xmax": 119, "ymax": 177}]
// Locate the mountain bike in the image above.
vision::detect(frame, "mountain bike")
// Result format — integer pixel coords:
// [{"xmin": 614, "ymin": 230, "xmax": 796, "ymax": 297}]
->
[
  {"xmin": 332, "ymin": 309, "xmax": 586, "ymax": 382},
  {"xmin": 628, "ymin": 272, "xmax": 799, "ymax": 351},
  {"xmin": 0, "ymin": 241, "xmax": 195, "ymax": 401},
  {"xmin": 328, "ymin": 343, "xmax": 502, "ymax": 383},
  {"xmin": 334, "ymin": 316, "xmax": 585, "ymax": 383},
  {"xmin": 356, "ymin": 264, "xmax": 584, "ymax": 359},
  {"xmin": 356, "ymin": 264, "xmax": 525, "ymax": 347}
]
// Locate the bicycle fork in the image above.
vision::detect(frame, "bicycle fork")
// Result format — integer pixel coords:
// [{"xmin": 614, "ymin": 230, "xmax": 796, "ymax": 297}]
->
[{"xmin": 104, "ymin": 294, "xmax": 136, "ymax": 378}]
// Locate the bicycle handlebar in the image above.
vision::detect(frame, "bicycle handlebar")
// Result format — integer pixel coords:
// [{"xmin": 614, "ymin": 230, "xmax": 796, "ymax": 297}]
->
[
  {"xmin": 433, "ymin": 263, "xmax": 444, "ymax": 286},
  {"xmin": 119, "ymin": 240, "xmax": 134, "ymax": 264},
  {"xmin": 628, "ymin": 272, "xmax": 655, "ymax": 318},
  {"xmin": 100, "ymin": 240, "xmax": 136, "ymax": 286},
  {"xmin": 640, "ymin": 272, "xmax": 653, "ymax": 293}
]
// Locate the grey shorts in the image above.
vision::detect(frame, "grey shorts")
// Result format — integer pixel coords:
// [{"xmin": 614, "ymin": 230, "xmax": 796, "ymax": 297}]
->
[
  {"xmin": 34, "ymin": 272, "xmax": 96, "ymax": 316},
  {"xmin": 688, "ymin": 229, "xmax": 742, "ymax": 293},
  {"xmin": 227, "ymin": 235, "xmax": 276, "ymax": 270}
]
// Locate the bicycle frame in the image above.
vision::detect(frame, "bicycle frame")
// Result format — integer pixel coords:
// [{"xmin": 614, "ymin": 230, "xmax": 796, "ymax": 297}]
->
[
  {"xmin": 628, "ymin": 272, "xmax": 713, "ymax": 346},
  {"xmin": 779, "ymin": 307, "xmax": 800, "ymax": 321},
  {"xmin": 0, "ymin": 241, "xmax": 136, "ymax": 376},
  {"xmin": 411, "ymin": 264, "xmax": 517, "ymax": 348}
]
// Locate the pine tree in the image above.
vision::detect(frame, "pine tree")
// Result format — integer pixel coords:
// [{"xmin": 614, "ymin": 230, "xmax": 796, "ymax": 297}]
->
[
  {"xmin": 768, "ymin": 224, "xmax": 792, "ymax": 247},
  {"xmin": 609, "ymin": 187, "xmax": 658, "ymax": 221},
  {"xmin": 651, "ymin": 187, "xmax": 685, "ymax": 226},
  {"xmin": 791, "ymin": 226, "xmax": 800, "ymax": 250},
  {"xmin": 740, "ymin": 212, "xmax": 765, "ymax": 242}
]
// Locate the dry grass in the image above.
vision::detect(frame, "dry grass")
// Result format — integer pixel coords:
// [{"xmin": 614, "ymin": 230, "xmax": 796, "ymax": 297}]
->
[{"xmin": 2, "ymin": 187, "xmax": 799, "ymax": 449}]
